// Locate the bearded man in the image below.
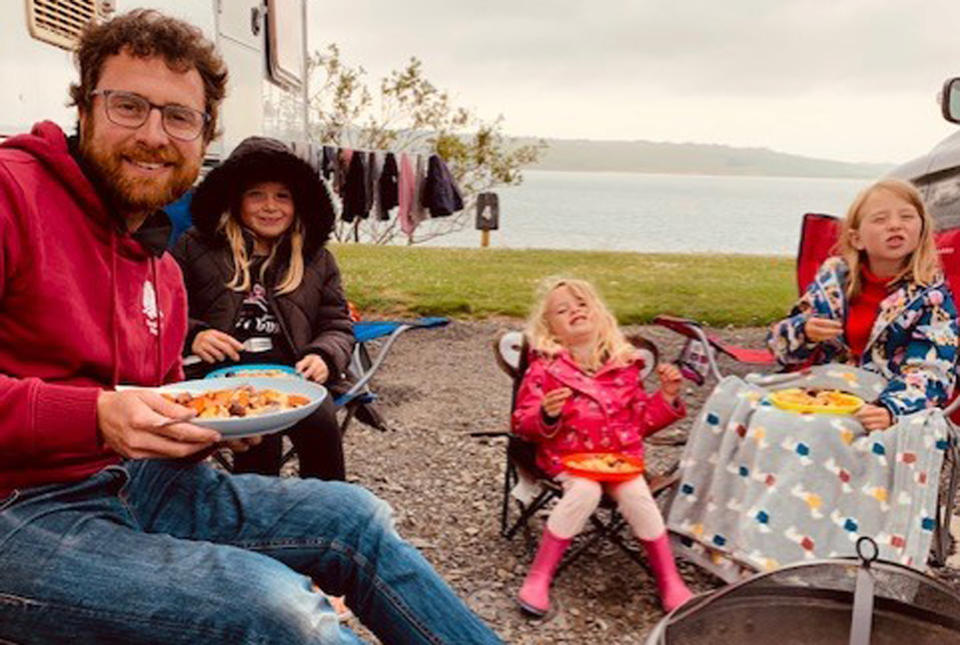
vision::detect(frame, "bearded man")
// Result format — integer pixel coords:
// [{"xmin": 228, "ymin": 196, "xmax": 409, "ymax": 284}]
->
[{"xmin": 0, "ymin": 10, "xmax": 501, "ymax": 644}]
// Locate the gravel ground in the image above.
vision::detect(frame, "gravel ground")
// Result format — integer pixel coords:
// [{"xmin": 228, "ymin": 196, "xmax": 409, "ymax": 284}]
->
[{"xmin": 325, "ymin": 318, "xmax": 960, "ymax": 643}]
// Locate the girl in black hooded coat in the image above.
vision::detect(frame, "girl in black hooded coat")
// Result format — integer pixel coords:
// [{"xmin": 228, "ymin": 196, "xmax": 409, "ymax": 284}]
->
[{"xmin": 171, "ymin": 136, "xmax": 352, "ymax": 479}]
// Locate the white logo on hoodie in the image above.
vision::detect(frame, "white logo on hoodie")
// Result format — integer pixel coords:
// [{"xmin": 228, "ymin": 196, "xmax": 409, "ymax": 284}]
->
[{"xmin": 142, "ymin": 281, "xmax": 159, "ymax": 336}]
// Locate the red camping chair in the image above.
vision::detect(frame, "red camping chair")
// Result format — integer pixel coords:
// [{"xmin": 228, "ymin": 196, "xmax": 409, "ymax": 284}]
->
[{"xmin": 659, "ymin": 213, "xmax": 960, "ymax": 388}]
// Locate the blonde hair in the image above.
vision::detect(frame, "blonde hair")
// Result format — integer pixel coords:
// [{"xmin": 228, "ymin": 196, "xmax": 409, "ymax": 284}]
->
[
  {"xmin": 838, "ymin": 178, "xmax": 940, "ymax": 297},
  {"xmin": 525, "ymin": 277, "xmax": 635, "ymax": 371},
  {"xmin": 219, "ymin": 213, "xmax": 305, "ymax": 295}
]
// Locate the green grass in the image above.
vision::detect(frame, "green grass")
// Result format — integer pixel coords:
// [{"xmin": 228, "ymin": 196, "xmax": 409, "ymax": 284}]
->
[{"xmin": 332, "ymin": 244, "xmax": 797, "ymax": 327}]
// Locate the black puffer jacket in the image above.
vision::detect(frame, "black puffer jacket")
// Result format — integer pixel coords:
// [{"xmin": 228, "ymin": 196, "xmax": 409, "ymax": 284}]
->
[{"xmin": 171, "ymin": 136, "xmax": 353, "ymax": 382}]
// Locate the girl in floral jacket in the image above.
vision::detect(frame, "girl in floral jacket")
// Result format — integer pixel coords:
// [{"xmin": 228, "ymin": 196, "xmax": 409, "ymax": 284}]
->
[
  {"xmin": 768, "ymin": 178, "xmax": 959, "ymax": 430},
  {"xmin": 512, "ymin": 278, "xmax": 692, "ymax": 616}
]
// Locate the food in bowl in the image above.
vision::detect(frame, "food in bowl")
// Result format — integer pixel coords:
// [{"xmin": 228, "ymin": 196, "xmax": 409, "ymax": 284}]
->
[
  {"xmin": 162, "ymin": 385, "xmax": 310, "ymax": 418},
  {"xmin": 769, "ymin": 388, "xmax": 864, "ymax": 414},
  {"xmin": 565, "ymin": 453, "xmax": 642, "ymax": 474}
]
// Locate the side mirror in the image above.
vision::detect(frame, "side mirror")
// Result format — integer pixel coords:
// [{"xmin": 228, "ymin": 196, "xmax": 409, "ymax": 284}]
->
[{"xmin": 943, "ymin": 77, "xmax": 960, "ymax": 124}]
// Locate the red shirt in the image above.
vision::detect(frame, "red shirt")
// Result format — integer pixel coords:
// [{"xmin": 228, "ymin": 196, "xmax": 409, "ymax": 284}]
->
[{"xmin": 845, "ymin": 266, "xmax": 890, "ymax": 359}]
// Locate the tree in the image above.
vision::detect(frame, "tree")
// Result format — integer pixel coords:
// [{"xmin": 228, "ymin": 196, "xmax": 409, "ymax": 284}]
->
[{"xmin": 306, "ymin": 44, "xmax": 545, "ymax": 245}]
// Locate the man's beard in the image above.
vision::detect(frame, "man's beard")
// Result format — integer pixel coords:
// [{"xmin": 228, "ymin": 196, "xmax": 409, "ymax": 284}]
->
[{"xmin": 79, "ymin": 121, "xmax": 201, "ymax": 219}]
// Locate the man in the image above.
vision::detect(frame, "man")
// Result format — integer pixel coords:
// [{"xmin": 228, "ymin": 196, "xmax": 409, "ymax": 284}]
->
[{"xmin": 0, "ymin": 10, "xmax": 500, "ymax": 644}]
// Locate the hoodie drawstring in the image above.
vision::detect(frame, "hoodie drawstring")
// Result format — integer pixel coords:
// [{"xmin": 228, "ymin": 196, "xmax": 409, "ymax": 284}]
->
[
  {"xmin": 110, "ymin": 232, "xmax": 120, "ymax": 388},
  {"xmin": 152, "ymin": 257, "xmax": 164, "ymax": 385}
]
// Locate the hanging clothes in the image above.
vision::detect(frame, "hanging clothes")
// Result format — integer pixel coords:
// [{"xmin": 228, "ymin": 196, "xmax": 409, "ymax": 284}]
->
[
  {"xmin": 378, "ymin": 152, "xmax": 399, "ymax": 221},
  {"xmin": 321, "ymin": 145, "xmax": 337, "ymax": 181},
  {"xmin": 397, "ymin": 152, "xmax": 416, "ymax": 235},
  {"xmin": 335, "ymin": 148, "xmax": 352, "ymax": 197},
  {"xmin": 410, "ymin": 154, "xmax": 429, "ymax": 231},
  {"xmin": 341, "ymin": 151, "xmax": 369, "ymax": 222},
  {"xmin": 364, "ymin": 150, "xmax": 379, "ymax": 217},
  {"xmin": 423, "ymin": 154, "xmax": 464, "ymax": 218}
]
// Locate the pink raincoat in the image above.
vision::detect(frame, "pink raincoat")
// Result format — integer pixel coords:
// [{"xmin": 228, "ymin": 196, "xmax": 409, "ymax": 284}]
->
[{"xmin": 512, "ymin": 351, "xmax": 685, "ymax": 477}]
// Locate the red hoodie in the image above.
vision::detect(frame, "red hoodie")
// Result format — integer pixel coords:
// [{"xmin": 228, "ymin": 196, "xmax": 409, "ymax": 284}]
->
[{"xmin": 0, "ymin": 122, "xmax": 187, "ymax": 497}]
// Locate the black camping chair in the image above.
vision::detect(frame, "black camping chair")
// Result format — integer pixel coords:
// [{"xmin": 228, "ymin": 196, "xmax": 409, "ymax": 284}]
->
[{"xmin": 473, "ymin": 331, "xmax": 681, "ymax": 574}]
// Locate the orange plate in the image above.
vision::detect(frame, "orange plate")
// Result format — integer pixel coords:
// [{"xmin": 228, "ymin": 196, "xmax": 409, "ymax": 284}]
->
[{"xmin": 561, "ymin": 452, "xmax": 644, "ymax": 482}]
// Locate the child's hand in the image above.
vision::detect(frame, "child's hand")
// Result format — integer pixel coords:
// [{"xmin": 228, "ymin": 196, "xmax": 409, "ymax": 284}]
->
[
  {"xmin": 855, "ymin": 404, "xmax": 893, "ymax": 432},
  {"xmin": 804, "ymin": 317, "xmax": 843, "ymax": 342},
  {"xmin": 657, "ymin": 363, "xmax": 683, "ymax": 403},
  {"xmin": 541, "ymin": 387, "xmax": 572, "ymax": 418}
]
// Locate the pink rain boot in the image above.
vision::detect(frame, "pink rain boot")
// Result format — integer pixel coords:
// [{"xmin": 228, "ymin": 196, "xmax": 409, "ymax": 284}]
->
[
  {"xmin": 517, "ymin": 528, "xmax": 571, "ymax": 616},
  {"xmin": 643, "ymin": 532, "xmax": 693, "ymax": 612}
]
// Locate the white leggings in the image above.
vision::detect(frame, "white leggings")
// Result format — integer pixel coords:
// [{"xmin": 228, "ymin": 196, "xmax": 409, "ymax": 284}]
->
[{"xmin": 546, "ymin": 473, "xmax": 665, "ymax": 541}]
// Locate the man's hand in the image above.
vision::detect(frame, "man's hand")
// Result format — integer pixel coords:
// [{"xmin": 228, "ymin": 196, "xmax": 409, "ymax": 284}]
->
[
  {"xmin": 855, "ymin": 404, "xmax": 893, "ymax": 432},
  {"xmin": 804, "ymin": 317, "xmax": 844, "ymax": 343},
  {"xmin": 541, "ymin": 387, "xmax": 572, "ymax": 418},
  {"xmin": 296, "ymin": 353, "xmax": 329, "ymax": 383},
  {"xmin": 97, "ymin": 390, "xmax": 221, "ymax": 459},
  {"xmin": 657, "ymin": 363, "xmax": 683, "ymax": 404},
  {"xmin": 192, "ymin": 329, "xmax": 243, "ymax": 363}
]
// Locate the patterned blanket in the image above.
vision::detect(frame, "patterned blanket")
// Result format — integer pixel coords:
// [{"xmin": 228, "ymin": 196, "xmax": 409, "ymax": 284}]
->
[{"xmin": 666, "ymin": 365, "xmax": 949, "ymax": 578}]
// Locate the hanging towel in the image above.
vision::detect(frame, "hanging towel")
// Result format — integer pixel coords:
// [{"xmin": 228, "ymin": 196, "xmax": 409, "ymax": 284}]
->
[
  {"xmin": 378, "ymin": 152, "xmax": 399, "ymax": 220},
  {"xmin": 423, "ymin": 154, "xmax": 464, "ymax": 217},
  {"xmin": 342, "ymin": 151, "xmax": 368, "ymax": 222},
  {"xmin": 397, "ymin": 152, "xmax": 416, "ymax": 235}
]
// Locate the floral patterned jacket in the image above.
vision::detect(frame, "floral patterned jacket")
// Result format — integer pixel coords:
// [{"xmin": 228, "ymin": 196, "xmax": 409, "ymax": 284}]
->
[
  {"xmin": 767, "ymin": 256, "xmax": 959, "ymax": 418},
  {"xmin": 512, "ymin": 350, "xmax": 685, "ymax": 477}
]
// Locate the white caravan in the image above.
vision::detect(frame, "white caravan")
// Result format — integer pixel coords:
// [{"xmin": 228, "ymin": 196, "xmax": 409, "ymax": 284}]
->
[{"xmin": 1, "ymin": 0, "xmax": 310, "ymax": 163}]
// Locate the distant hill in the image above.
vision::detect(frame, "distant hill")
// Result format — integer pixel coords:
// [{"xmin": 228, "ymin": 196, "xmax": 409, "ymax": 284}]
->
[{"xmin": 518, "ymin": 137, "xmax": 892, "ymax": 179}]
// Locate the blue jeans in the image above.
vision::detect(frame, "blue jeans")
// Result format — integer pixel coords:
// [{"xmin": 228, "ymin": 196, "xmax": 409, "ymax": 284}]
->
[{"xmin": 0, "ymin": 460, "xmax": 501, "ymax": 644}]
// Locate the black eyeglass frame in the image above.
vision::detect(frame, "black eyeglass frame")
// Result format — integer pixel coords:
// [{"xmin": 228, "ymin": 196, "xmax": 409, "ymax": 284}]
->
[{"xmin": 89, "ymin": 89, "xmax": 210, "ymax": 142}]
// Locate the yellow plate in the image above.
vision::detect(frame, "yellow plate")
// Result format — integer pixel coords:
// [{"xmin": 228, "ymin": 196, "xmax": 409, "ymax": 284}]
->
[{"xmin": 769, "ymin": 388, "xmax": 865, "ymax": 415}]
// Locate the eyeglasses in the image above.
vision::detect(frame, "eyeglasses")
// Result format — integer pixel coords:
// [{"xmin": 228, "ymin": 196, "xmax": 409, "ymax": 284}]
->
[{"xmin": 90, "ymin": 89, "xmax": 210, "ymax": 142}]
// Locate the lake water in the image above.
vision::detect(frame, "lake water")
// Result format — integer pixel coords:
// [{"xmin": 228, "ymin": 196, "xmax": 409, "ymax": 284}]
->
[{"xmin": 421, "ymin": 170, "xmax": 871, "ymax": 256}]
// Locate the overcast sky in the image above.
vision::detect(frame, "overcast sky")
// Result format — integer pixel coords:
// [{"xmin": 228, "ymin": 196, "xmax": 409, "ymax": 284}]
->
[{"xmin": 308, "ymin": 0, "xmax": 960, "ymax": 165}]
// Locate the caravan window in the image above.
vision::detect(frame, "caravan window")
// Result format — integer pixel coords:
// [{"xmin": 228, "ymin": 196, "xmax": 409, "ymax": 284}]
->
[
  {"xmin": 266, "ymin": 0, "xmax": 304, "ymax": 90},
  {"xmin": 26, "ymin": 0, "xmax": 107, "ymax": 50}
]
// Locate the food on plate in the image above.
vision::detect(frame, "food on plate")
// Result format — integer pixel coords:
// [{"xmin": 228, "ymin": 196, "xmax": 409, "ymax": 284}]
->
[
  {"xmin": 161, "ymin": 385, "xmax": 310, "ymax": 419},
  {"xmin": 769, "ymin": 387, "xmax": 864, "ymax": 414},
  {"xmin": 565, "ymin": 453, "xmax": 641, "ymax": 474}
]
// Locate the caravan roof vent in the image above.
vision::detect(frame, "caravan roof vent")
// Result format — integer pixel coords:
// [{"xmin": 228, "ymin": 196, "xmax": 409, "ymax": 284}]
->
[{"xmin": 27, "ymin": 0, "xmax": 108, "ymax": 51}]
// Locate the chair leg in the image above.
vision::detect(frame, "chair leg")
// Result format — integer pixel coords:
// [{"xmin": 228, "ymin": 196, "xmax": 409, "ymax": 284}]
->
[
  {"xmin": 504, "ymin": 488, "xmax": 557, "ymax": 540},
  {"xmin": 500, "ymin": 458, "xmax": 518, "ymax": 537}
]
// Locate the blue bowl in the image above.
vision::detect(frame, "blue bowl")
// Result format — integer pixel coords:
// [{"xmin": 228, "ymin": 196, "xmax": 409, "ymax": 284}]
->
[{"xmin": 204, "ymin": 363, "xmax": 301, "ymax": 379}]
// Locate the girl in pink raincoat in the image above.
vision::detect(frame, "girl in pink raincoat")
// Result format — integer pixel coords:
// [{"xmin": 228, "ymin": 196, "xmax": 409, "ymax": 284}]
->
[{"xmin": 512, "ymin": 277, "xmax": 693, "ymax": 616}]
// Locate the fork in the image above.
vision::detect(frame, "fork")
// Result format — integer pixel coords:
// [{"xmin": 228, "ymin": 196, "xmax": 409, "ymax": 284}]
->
[{"xmin": 183, "ymin": 338, "xmax": 273, "ymax": 366}]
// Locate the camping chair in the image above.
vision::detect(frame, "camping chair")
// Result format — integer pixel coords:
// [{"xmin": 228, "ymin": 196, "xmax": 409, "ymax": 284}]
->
[
  {"xmin": 653, "ymin": 312, "xmax": 960, "ymax": 572},
  {"xmin": 474, "ymin": 330, "xmax": 681, "ymax": 575}
]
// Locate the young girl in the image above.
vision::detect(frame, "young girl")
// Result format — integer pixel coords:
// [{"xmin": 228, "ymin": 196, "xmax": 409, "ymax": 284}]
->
[
  {"xmin": 512, "ymin": 278, "xmax": 693, "ymax": 616},
  {"xmin": 768, "ymin": 178, "xmax": 958, "ymax": 429},
  {"xmin": 172, "ymin": 136, "xmax": 354, "ymax": 479}
]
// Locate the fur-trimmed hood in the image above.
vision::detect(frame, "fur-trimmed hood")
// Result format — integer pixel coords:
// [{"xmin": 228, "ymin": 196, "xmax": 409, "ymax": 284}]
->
[{"xmin": 189, "ymin": 136, "xmax": 335, "ymax": 259}]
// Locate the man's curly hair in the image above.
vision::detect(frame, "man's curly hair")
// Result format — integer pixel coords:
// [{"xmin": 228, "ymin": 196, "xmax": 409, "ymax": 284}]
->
[{"xmin": 69, "ymin": 9, "xmax": 228, "ymax": 142}]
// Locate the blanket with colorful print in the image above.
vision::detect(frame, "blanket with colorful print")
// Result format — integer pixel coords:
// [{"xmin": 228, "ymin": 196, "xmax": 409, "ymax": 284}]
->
[{"xmin": 667, "ymin": 364, "xmax": 948, "ymax": 576}]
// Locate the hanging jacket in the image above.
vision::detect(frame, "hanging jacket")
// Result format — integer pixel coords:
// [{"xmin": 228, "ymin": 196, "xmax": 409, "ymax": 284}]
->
[
  {"xmin": 378, "ymin": 152, "xmax": 399, "ymax": 220},
  {"xmin": 423, "ymin": 154, "xmax": 464, "ymax": 217},
  {"xmin": 0, "ymin": 121, "xmax": 188, "ymax": 498},
  {"xmin": 342, "ymin": 151, "xmax": 369, "ymax": 222},
  {"xmin": 411, "ymin": 153, "xmax": 429, "ymax": 229},
  {"xmin": 512, "ymin": 350, "xmax": 685, "ymax": 477},
  {"xmin": 767, "ymin": 256, "xmax": 959, "ymax": 418}
]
